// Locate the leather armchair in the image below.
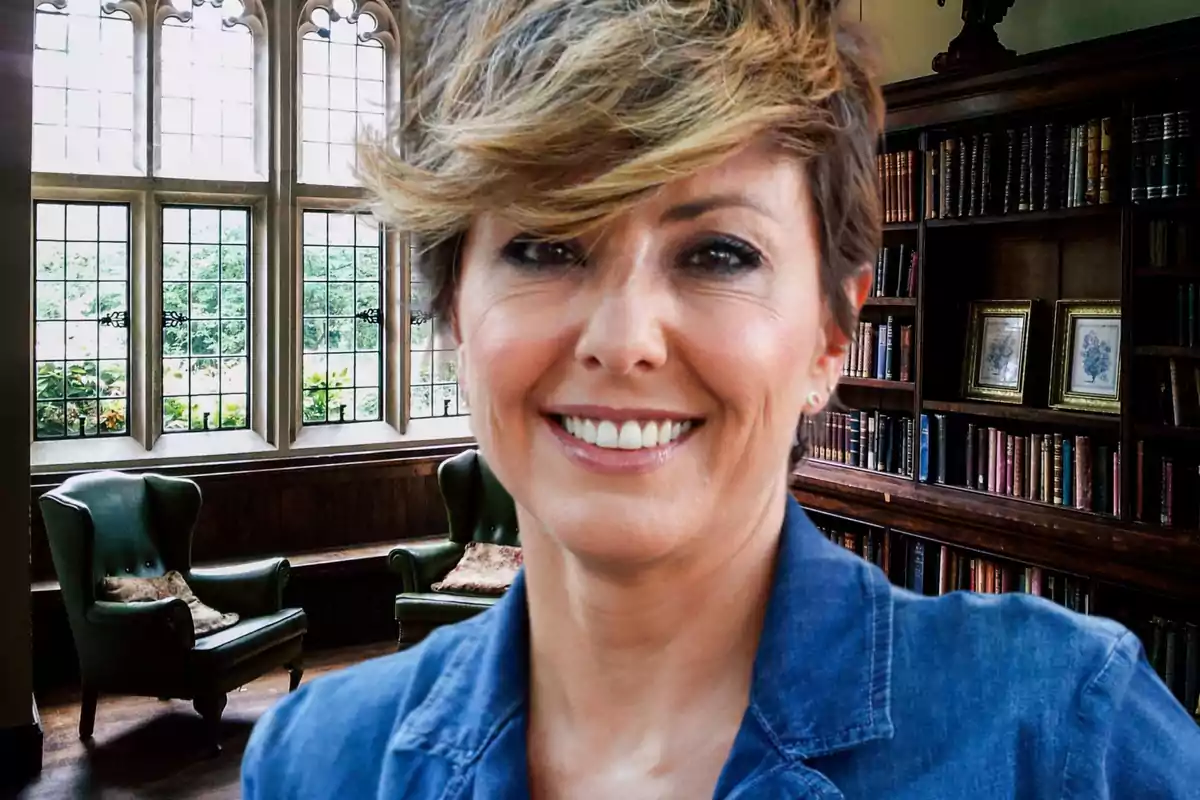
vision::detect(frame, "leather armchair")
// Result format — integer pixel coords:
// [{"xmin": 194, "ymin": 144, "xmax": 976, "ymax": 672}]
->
[
  {"xmin": 389, "ymin": 449, "xmax": 519, "ymax": 647},
  {"xmin": 39, "ymin": 471, "xmax": 308, "ymax": 751}
]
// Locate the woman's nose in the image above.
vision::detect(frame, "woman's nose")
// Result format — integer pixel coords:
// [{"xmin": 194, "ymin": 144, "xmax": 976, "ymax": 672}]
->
[{"xmin": 573, "ymin": 286, "xmax": 669, "ymax": 376}]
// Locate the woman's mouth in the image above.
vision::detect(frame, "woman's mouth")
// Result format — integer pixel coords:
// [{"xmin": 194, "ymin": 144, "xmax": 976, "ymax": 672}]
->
[{"xmin": 548, "ymin": 414, "xmax": 702, "ymax": 451}]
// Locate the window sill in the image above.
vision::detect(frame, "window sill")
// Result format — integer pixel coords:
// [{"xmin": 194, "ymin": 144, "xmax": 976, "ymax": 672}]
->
[
  {"xmin": 31, "ymin": 430, "xmax": 278, "ymax": 473},
  {"xmin": 290, "ymin": 416, "xmax": 474, "ymax": 453}
]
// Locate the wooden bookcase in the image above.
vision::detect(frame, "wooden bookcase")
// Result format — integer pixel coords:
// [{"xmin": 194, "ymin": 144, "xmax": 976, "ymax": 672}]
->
[{"xmin": 790, "ymin": 18, "xmax": 1200, "ymax": 616}]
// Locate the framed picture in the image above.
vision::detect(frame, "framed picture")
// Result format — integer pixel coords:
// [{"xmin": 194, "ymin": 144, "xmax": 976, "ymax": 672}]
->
[
  {"xmin": 963, "ymin": 301, "xmax": 1033, "ymax": 404},
  {"xmin": 1049, "ymin": 300, "xmax": 1121, "ymax": 414}
]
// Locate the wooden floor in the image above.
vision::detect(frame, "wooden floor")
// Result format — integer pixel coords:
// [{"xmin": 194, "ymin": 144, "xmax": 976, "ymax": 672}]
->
[{"xmin": 16, "ymin": 641, "xmax": 395, "ymax": 800}]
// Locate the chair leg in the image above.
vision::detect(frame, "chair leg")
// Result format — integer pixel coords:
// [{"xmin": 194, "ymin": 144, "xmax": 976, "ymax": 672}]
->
[
  {"xmin": 79, "ymin": 686, "xmax": 98, "ymax": 741},
  {"xmin": 286, "ymin": 660, "xmax": 304, "ymax": 692},
  {"xmin": 193, "ymin": 692, "xmax": 227, "ymax": 756}
]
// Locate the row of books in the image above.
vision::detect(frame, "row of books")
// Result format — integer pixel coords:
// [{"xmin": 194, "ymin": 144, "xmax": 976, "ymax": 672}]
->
[
  {"xmin": 806, "ymin": 409, "xmax": 913, "ymax": 478},
  {"xmin": 1145, "ymin": 218, "xmax": 1195, "ymax": 270},
  {"xmin": 811, "ymin": 519, "xmax": 1090, "ymax": 613},
  {"xmin": 1131, "ymin": 109, "xmax": 1194, "ymax": 203},
  {"xmin": 871, "ymin": 244, "xmax": 918, "ymax": 298},
  {"xmin": 1145, "ymin": 616, "xmax": 1200, "ymax": 716},
  {"xmin": 1167, "ymin": 284, "xmax": 1200, "ymax": 348},
  {"xmin": 918, "ymin": 414, "xmax": 1119, "ymax": 516},
  {"xmin": 924, "ymin": 118, "xmax": 1114, "ymax": 219},
  {"xmin": 845, "ymin": 317, "xmax": 912, "ymax": 382},
  {"xmin": 878, "ymin": 150, "xmax": 917, "ymax": 223},
  {"xmin": 1158, "ymin": 356, "xmax": 1200, "ymax": 427},
  {"xmin": 1132, "ymin": 443, "xmax": 1200, "ymax": 529}
]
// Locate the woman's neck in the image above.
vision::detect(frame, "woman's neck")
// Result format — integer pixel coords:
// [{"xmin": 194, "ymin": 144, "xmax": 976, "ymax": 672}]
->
[{"xmin": 521, "ymin": 486, "xmax": 786, "ymax": 784}]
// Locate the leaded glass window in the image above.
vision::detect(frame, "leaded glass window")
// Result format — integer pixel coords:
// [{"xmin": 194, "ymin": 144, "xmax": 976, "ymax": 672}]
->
[
  {"xmin": 34, "ymin": 202, "xmax": 130, "ymax": 439},
  {"xmin": 157, "ymin": 0, "xmax": 260, "ymax": 178},
  {"xmin": 299, "ymin": 0, "xmax": 387, "ymax": 186},
  {"xmin": 161, "ymin": 206, "xmax": 251, "ymax": 432},
  {"xmin": 301, "ymin": 210, "xmax": 382, "ymax": 424},
  {"xmin": 408, "ymin": 268, "xmax": 463, "ymax": 419},
  {"xmin": 33, "ymin": 0, "xmax": 141, "ymax": 175}
]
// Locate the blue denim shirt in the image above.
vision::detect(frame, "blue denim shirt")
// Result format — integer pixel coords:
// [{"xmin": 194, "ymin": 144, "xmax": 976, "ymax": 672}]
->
[{"xmin": 243, "ymin": 498, "xmax": 1200, "ymax": 798}]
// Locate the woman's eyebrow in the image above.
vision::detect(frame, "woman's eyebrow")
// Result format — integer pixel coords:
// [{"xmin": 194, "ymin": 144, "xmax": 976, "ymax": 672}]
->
[{"xmin": 659, "ymin": 194, "xmax": 777, "ymax": 224}]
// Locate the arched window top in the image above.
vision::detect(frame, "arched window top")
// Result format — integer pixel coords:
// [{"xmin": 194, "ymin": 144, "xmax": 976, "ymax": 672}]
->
[
  {"xmin": 298, "ymin": 0, "xmax": 399, "ymax": 52},
  {"xmin": 297, "ymin": 0, "xmax": 399, "ymax": 186},
  {"xmin": 155, "ymin": 0, "xmax": 266, "ymax": 38},
  {"xmin": 32, "ymin": 0, "xmax": 147, "ymax": 176},
  {"xmin": 153, "ymin": 0, "xmax": 268, "ymax": 179}
]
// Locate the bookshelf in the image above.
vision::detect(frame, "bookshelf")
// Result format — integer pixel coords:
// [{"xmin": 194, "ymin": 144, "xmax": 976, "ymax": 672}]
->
[{"xmin": 792, "ymin": 19, "xmax": 1200, "ymax": 634}]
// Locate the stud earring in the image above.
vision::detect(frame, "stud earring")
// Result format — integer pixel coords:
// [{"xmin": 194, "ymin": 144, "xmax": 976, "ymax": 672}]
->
[{"xmin": 806, "ymin": 390, "xmax": 822, "ymax": 409}]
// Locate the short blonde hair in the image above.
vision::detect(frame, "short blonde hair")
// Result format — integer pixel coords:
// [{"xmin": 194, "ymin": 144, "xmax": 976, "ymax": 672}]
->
[{"xmin": 363, "ymin": 0, "xmax": 882, "ymax": 338}]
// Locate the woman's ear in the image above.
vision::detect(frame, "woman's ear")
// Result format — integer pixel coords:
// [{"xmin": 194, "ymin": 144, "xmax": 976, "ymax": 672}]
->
[
  {"xmin": 810, "ymin": 264, "xmax": 875, "ymax": 401},
  {"xmin": 846, "ymin": 264, "xmax": 874, "ymax": 316}
]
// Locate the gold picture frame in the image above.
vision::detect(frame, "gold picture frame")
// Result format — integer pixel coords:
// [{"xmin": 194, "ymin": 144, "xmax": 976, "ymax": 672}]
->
[
  {"xmin": 1049, "ymin": 300, "xmax": 1121, "ymax": 415},
  {"xmin": 962, "ymin": 300, "xmax": 1034, "ymax": 404}
]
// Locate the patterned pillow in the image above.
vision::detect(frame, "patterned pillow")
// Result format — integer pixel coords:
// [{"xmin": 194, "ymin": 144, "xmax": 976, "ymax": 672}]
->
[
  {"xmin": 100, "ymin": 570, "xmax": 240, "ymax": 637},
  {"xmin": 432, "ymin": 543, "xmax": 523, "ymax": 596}
]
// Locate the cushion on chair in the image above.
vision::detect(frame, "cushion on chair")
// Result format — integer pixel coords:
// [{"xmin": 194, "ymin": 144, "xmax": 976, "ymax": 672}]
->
[
  {"xmin": 101, "ymin": 570, "xmax": 239, "ymax": 636},
  {"xmin": 395, "ymin": 592, "xmax": 497, "ymax": 626},
  {"xmin": 431, "ymin": 543, "xmax": 522, "ymax": 595},
  {"xmin": 188, "ymin": 608, "xmax": 307, "ymax": 675}
]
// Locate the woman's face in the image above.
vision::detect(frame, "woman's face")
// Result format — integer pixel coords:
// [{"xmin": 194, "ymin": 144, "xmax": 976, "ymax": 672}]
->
[{"xmin": 454, "ymin": 142, "xmax": 856, "ymax": 569}]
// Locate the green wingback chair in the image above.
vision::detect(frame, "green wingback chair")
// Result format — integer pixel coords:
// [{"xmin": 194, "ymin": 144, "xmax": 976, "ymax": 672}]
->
[
  {"xmin": 388, "ymin": 449, "xmax": 519, "ymax": 647},
  {"xmin": 39, "ymin": 471, "xmax": 308, "ymax": 751}
]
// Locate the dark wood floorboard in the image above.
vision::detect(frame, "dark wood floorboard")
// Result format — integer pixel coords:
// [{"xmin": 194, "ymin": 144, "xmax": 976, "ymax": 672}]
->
[{"xmin": 15, "ymin": 641, "xmax": 396, "ymax": 800}]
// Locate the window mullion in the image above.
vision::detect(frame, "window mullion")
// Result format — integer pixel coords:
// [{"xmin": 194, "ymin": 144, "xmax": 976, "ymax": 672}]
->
[
  {"xmin": 273, "ymin": 0, "xmax": 298, "ymax": 451},
  {"xmin": 134, "ymin": 188, "xmax": 155, "ymax": 448}
]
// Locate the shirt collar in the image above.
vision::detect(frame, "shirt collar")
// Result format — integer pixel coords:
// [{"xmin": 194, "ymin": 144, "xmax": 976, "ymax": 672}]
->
[{"xmin": 394, "ymin": 495, "xmax": 894, "ymax": 765}]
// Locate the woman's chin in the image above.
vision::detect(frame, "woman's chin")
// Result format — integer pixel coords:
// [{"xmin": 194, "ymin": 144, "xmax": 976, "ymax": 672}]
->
[{"xmin": 532, "ymin": 505, "xmax": 696, "ymax": 573}]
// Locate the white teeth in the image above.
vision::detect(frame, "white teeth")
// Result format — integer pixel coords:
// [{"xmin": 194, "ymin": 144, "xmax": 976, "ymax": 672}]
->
[
  {"xmin": 617, "ymin": 420, "xmax": 643, "ymax": 449},
  {"xmin": 560, "ymin": 415, "xmax": 696, "ymax": 450},
  {"xmin": 595, "ymin": 420, "xmax": 619, "ymax": 448},
  {"xmin": 641, "ymin": 421, "xmax": 659, "ymax": 448}
]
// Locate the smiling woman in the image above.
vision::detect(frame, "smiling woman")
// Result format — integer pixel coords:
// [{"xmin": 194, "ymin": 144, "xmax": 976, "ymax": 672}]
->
[{"xmin": 242, "ymin": 2, "xmax": 1200, "ymax": 798}]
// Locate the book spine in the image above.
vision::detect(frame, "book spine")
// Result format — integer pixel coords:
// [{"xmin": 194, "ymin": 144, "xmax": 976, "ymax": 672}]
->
[
  {"xmin": 1099, "ymin": 117, "xmax": 1112, "ymax": 205},
  {"xmin": 1176, "ymin": 109, "xmax": 1191, "ymax": 198},
  {"xmin": 883, "ymin": 152, "xmax": 894, "ymax": 223},
  {"xmin": 1062, "ymin": 437, "xmax": 1073, "ymax": 508},
  {"xmin": 935, "ymin": 414, "xmax": 947, "ymax": 485},
  {"xmin": 1005, "ymin": 434, "xmax": 1015, "ymax": 496},
  {"xmin": 1076, "ymin": 122, "xmax": 1088, "ymax": 206},
  {"xmin": 1086, "ymin": 118, "xmax": 1100, "ymax": 205},
  {"xmin": 925, "ymin": 150, "xmax": 936, "ymax": 219},
  {"xmin": 1030, "ymin": 433, "xmax": 1042, "ymax": 501},
  {"xmin": 1161, "ymin": 457, "xmax": 1174, "ymax": 527},
  {"xmin": 1184, "ymin": 623, "xmax": 1199, "ymax": 717},
  {"xmin": 942, "ymin": 140, "xmax": 954, "ymax": 218},
  {"xmin": 1013, "ymin": 435, "xmax": 1024, "ymax": 499},
  {"xmin": 1042, "ymin": 122, "xmax": 1056, "ymax": 211},
  {"xmin": 1067, "ymin": 125, "xmax": 1079, "ymax": 208},
  {"xmin": 907, "ymin": 251, "xmax": 918, "ymax": 298},
  {"xmin": 1053, "ymin": 433, "xmax": 1064, "ymax": 505},
  {"xmin": 875, "ymin": 324, "xmax": 886, "ymax": 380},
  {"xmin": 899, "ymin": 325, "xmax": 912, "ymax": 382},
  {"xmin": 1131, "ymin": 115, "xmax": 1147, "ymax": 203},
  {"xmin": 1078, "ymin": 435, "xmax": 1093, "ymax": 512},
  {"xmin": 1147, "ymin": 114, "xmax": 1163, "ymax": 201},
  {"xmin": 1018, "ymin": 127, "xmax": 1031, "ymax": 211},
  {"xmin": 867, "ymin": 413, "xmax": 877, "ymax": 471},
  {"xmin": 849, "ymin": 413, "xmax": 861, "ymax": 467},
  {"xmin": 965, "ymin": 423, "xmax": 976, "ymax": 488},
  {"xmin": 885, "ymin": 315, "xmax": 895, "ymax": 380},
  {"xmin": 980, "ymin": 132, "xmax": 993, "ymax": 215},
  {"xmin": 1041, "ymin": 435, "xmax": 1052, "ymax": 502},
  {"xmin": 969, "ymin": 134, "xmax": 981, "ymax": 216},
  {"xmin": 978, "ymin": 425, "xmax": 989, "ymax": 491},
  {"xmin": 1162, "ymin": 111, "xmax": 1177, "ymax": 200},
  {"xmin": 1027, "ymin": 125, "xmax": 1040, "ymax": 212},
  {"xmin": 957, "ymin": 137, "xmax": 969, "ymax": 218},
  {"xmin": 906, "ymin": 150, "xmax": 915, "ymax": 222}
]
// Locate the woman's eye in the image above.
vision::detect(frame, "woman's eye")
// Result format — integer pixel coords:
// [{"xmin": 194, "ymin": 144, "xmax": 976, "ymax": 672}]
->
[
  {"xmin": 500, "ymin": 237, "xmax": 581, "ymax": 270},
  {"xmin": 680, "ymin": 236, "xmax": 764, "ymax": 274}
]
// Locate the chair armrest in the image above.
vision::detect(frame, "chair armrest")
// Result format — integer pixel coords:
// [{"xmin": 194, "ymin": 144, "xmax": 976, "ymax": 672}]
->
[
  {"xmin": 388, "ymin": 540, "xmax": 465, "ymax": 593},
  {"xmin": 86, "ymin": 598, "xmax": 196, "ymax": 654},
  {"xmin": 187, "ymin": 558, "xmax": 290, "ymax": 619}
]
